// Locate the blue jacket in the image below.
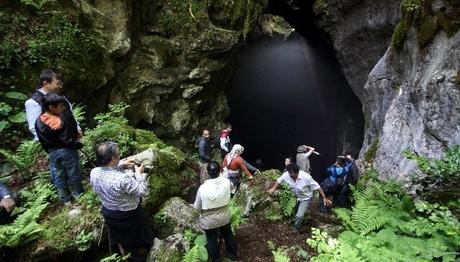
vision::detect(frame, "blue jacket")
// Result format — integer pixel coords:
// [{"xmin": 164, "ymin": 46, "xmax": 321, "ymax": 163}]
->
[
  {"xmin": 0, "ymin": 182, "xmax": 13, "ymax": 199},
  {"xmin": 326, "ymin": 162, "xmax": 354, "ymax": 182}
]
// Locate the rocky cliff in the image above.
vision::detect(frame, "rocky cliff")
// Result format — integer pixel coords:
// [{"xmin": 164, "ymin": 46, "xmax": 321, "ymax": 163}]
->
[{"xmin": 315, "ymin": 0, "xmax": 460, "ymax": 180}]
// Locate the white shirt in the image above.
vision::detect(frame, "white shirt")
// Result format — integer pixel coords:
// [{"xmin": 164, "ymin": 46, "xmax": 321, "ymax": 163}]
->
[{"xmin": 276, "ymin": 170, "xmax": 321, "ymax": 201}]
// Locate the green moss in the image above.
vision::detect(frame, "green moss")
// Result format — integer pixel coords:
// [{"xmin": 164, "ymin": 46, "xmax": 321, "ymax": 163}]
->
[
  {"xmin": 391, "ymin": 22, "xmax": 408, "ymax": 51},
  {"xmin": 40, "ymin": 191, "xmax": 103, "ymax": 252},
  {"xmin": 0, "ymin": 4, "xmax": 106, "ymax": 91},
  {"xmin": 364, "ymin": 140, "xmax": 380, "ymax": 163},
  {"xmin": 135, "ymin": 129, "xmax": 163, "ymax": 145},
  {"xmin": 156, "ymin": 0, "xmax": 207, "ymax": 36},
  {"xmin": 416, "ymin": 16, "xmax": 438, "ymax": 48}
]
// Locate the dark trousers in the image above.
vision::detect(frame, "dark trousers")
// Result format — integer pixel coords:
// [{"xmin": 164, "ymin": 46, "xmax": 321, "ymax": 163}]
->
[{"xmin": 204, "ymin": 223, "xmax": 237, "ymax": 262}]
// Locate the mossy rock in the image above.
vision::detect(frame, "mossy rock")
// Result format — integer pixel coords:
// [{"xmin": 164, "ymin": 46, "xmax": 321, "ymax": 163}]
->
[
  {"xmin": 364, "ymin": 139, "xmax": 380, "ymax": 163},
  {"xmin": 152, "ymin": 197, "xmax": 200, "ymax": 239},
  {"xmin": 34, "ymin": 190, "xmax": 103, "ymax": 255}
]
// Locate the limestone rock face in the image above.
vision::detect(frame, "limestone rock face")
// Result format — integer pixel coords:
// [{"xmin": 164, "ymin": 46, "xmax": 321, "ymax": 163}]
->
[
  {"xmin": 313, "ymin": 0, "xmax": 401, "ymax": 97},
  {"xmin": 107, "ymin": 0, "xmax": 268, "ymax": 147},
  {"xmin": 361, "ymin": 29, "xmax": 460, "ymax": 181}
]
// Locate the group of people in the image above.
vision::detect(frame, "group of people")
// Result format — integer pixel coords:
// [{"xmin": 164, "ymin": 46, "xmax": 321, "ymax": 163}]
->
[
  {"xmin": 195, "ymin": 127, "xmax": 360, "ymax": 261},
  {"xmin": 17, "ymin": 69, "xmax": 152, "ymax": 260},
  {"xmin": 0, "ymin": 68, "xmax": 360, "ymax": 262}
]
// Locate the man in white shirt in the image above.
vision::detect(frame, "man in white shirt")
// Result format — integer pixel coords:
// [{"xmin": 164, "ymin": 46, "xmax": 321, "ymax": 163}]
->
[
  {"xmin": 25, "ymin": 69, "xmax": 82, "ymax": 141},
  {"xmin": 268, "ymin": 163, "xmax": 331, "ymax": 232}
]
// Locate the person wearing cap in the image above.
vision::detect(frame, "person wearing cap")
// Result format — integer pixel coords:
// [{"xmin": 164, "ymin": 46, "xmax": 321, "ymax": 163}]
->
[
  {"xmin": 296, "ymin": 145, "xmax": 315, "ymax": 173},
  {"xmin": 268, "ymin": 163, "xmax": 331, "ymax": 232},
  {"xmin": 221, "ymin": 144, "xmax": 253, "ymax": 196},
  {"xmin": 0, "ymin": 181, "xmax": 16, "ymax": 225},
  {"xmin": 194, "ymin": 161, "xmax": 237, "ymax": 262}
]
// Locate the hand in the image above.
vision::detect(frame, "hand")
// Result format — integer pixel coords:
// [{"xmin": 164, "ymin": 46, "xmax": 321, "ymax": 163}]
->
[
  {"xmin": 323, "ymin": 198, "xmax": 332, "ymax": 207},
  {"xmin": 119, "ymin": 159, "xmax": 135, "ymax": 169},
  {"xmin": 267, "ymin": 188, "xmax": 275, "ymax": 195},
  {"xmin": 0, "ymin": 197, "xmax": 16, "ymax": 213},
  {"xmin": 77, "ymin": 130, "xmax": 83, "ymax": 139},
  {"xmin": 134, "ymin": 163, "xmax": 145, "ymax": 174}
]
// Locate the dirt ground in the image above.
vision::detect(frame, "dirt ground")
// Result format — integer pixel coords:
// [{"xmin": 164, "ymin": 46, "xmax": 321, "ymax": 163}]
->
[{"xmin": 234, "ymin": 204, "xmax": 338, "ymax": 262}]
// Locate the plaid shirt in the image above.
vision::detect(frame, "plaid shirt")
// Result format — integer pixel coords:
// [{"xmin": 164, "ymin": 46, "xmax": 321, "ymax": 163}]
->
[{"xmin": 90, "ymin": 167, "xmax": 148, "ymax": 211}]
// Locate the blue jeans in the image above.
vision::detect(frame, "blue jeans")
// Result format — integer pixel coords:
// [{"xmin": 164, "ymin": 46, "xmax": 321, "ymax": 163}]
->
[
  {"xmin": 294, "ymin": 199, "xmax": 310, "ymax": 229},
  {"xmin": 48, "ymin": 148, "xmax": 84, "ymax": 202}
]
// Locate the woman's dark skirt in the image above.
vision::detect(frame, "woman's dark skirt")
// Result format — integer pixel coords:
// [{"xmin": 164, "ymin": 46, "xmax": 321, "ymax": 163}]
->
[{"xmin": 102, "ymin": 205, "xmax": 154, "ymax": 250}]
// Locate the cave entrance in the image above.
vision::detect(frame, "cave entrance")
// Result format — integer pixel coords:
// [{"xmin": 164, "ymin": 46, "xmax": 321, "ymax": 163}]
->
[{"xmin": 226, "ymin": 32, "xmax": 364, "ymax": 180}]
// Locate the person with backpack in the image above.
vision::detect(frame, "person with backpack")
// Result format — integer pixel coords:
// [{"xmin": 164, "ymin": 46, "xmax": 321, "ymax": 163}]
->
[
  {"xmin": 35, "ymin": 93, "xmax": 84, "ymax": 203},
  {"xmin": 197, "ymin": 129, "xmax": 212, "ymax": 184},
  {"xmin": 221, "ymin": 144, "xmax": 253, "ymax": 196},
  {"xmin": 25, "ymin": 69, "xmax": 82, "ymax": 141},
  {"xmin": 336, "ymin": 153, "xmax": 360, "ymax": 207},
  {"xmin": 319, "ymin": 156, "xmax": 354, "ymax": 212},
  {"xmin": 25, "ymin": 69, "xmax": 82, "ymax": 186}
]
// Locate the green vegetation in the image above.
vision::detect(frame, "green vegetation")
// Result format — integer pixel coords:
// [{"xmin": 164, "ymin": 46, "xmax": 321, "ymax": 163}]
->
[
  {"xmin": 0, "ymin": 1, "xmax": 106, "ymax": 103},
  {"xmin": 0, "ymin": 182, "xmax": 56, "ymax": 248},
  {"xmin": 267, "ymin": 241, "xmax": 291, "ymax": 262},
  {"xmin": 403, "ymin": 145, "xmax": 460, "ymax": 202},
  {"xmin": 182, "ymin": 234, "xmax": 208, "ymax": 262},
  {"xmin": 308, "ymin": 168, "xmax": 460, "ymax": 261},
  {"xmin": 391, "ymin": 0, "xmax": 460, "ymax": 51},
  {"xmin": 363, "ymin": 139, "xmax": 379, "ymax": 162},
  {"xmin": 156, "ymin": 0, "xmax": 208, "ymax": 36}
]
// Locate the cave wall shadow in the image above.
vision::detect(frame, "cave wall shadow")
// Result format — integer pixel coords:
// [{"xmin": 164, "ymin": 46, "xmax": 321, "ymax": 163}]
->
[{"xmin": 226, "ymin": 32, "xmax": 364, "ymax": 181}]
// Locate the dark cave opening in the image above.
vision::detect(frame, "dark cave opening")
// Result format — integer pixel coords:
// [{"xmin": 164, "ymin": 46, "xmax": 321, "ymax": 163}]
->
[{"xmin": 226, "ymin": 2, "xmax": 364, "ymax": 180}]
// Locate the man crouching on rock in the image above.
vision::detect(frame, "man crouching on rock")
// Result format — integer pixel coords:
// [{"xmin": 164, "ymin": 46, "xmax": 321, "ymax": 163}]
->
[
  {"xmin": 268, "ymin": 163, "xmax": 332, "ymax": 233},
  {"xmin": 194, "ymin": 161, "xmax": 237, "ymax": 262}
]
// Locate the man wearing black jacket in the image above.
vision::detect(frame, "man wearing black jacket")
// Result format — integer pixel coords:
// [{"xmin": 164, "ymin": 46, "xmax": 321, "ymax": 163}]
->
[
  {"xmin": 198, "ymin": 129, "xmax": 212, "ymax": 184},
  {"xmin": 336, "ymin": 153, "xmax": 360, "ymax": 207},
  {"xmin": 35, "ymin": 93, "xmax": 84, "ymax": 203}
]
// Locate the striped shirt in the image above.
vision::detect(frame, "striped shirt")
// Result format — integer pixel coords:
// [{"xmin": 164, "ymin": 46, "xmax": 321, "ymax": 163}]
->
[{"xmin": 90, "ymin": 167, "xmax": 148, "ymax": 211}]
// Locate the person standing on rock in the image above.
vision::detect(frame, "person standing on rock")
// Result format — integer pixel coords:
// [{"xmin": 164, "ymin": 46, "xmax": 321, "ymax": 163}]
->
[
  {"xmin": 35, "ymin": 93, "xmax": 84, "ymax": 203},
  {"xmin": 25, "ymin": 69, "xmax": 82, "ymax": 141},
  {"xmin": 219, "ymin": 123, "xmax": 232, "ymax": 159},
  {"xmin": 296, "ymin": 145, "xmax": 316, "ymax": 173},
  {"xmin": 194, "ymin": 161, "xmax": 237, "ymax": 262},
  {"xmin": 221, "ymin": 144, "xmax": 254, "ymax": 196},
  {"xmin": 90, "ymin": 141, "xmax": 153, "ymax": 261},
  {"xmin": 25, "ymin": 69, "xmax": 82, "ymax": 186},
  {"xmin": 268, "ymin": 163, "xmax": 331, "ymax": 232},
  {"xmin": 197, "ymin": 129, "xmax": 212, "ymax": 184}
]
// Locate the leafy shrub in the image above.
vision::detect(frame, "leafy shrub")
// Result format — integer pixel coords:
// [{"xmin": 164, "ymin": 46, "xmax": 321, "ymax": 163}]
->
[
  {"xmin": 403, "ymin": 146, "xmax": 460, "ymax": 202},
  {"xmin": 0, "ymin": 140, "xmax": 45, "ymax": 179},
  {"xmin": 267, "ymin": 241, "xmax": 291, "ymax": 262},
  {"xmin": 182, "ymin": 234, "xmax": 208, "ymax": 262},
  {"xmin": 308, "ymin": 172, "xmax": 460, "ymax": 262},
  {"xmin": 229, "ymin": 199, "xmax": 247, "ymax": 231}
]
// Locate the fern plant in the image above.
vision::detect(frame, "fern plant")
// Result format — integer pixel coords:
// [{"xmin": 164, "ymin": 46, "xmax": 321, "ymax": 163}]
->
[
  {"xmin": 267, "ymin": 241, "xmax": 291, "ymax": 262},
  {"xmin": 0, "ymin": 182, "xmax": 55, "ymax": 247},
  {"xmin": 279, "ymin": 184, "xmax": 297, "ymax": 218},
  {"xmin": 0, "ymin": 140, "xmax": 45, "ymax": 178},
  {"xmin": 229, "ymin": 199, "xmax": 247, "ymax": 231}
]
